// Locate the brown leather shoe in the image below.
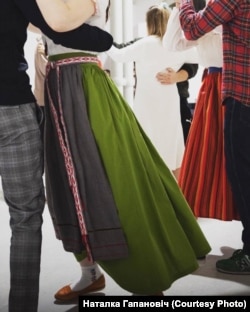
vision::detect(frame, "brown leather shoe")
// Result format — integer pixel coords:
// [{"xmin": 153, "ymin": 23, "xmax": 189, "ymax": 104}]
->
[{"xmin": 54, "ymin": 275, "xmax": 105, "ymax": 301}]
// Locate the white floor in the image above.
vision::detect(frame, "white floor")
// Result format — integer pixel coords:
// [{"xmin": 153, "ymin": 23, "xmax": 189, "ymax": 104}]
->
[{"xmin": 0, "ymin": 188, "xmax": 250, "ymax": 312}]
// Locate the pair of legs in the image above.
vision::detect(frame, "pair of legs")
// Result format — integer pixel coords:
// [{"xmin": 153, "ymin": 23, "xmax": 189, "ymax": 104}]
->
[
  {"xmin": 217, "ymin": 98, "xmax": 250, "ymax": 273},
  {"xmin": 0, "ymin": 103, "xmax": 45, "ymax": 311}
]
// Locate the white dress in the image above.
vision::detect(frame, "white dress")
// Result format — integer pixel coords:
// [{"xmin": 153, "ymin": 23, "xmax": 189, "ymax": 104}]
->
[{"xmin": 107, "ymin": 36, "xmax": 197, "ymax": 170}]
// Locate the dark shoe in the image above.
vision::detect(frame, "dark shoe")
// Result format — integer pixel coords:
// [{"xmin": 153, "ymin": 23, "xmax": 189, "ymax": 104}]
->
[
  {"xmin": 54, "ymin": 275, "xmax": 105, "ymax": 301},
  {"xmin": 216, "ymin": 249, "xmax": 250, "ymax": 275}
]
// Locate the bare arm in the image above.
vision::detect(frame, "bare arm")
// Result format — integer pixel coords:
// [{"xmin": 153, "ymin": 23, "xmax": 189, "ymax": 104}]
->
[
  {"xmin": 14, "ymin": 0, "xmax": 113, "ymax": 52},
  {"xmin": 36, "ymin": 0, "xmax": 96, "ymax": 32}
]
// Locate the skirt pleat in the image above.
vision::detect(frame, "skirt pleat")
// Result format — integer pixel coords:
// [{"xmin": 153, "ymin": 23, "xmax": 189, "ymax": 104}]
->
[{"xmin": 179, "ymin": 72, "xmax": 239, "ymax": 221}]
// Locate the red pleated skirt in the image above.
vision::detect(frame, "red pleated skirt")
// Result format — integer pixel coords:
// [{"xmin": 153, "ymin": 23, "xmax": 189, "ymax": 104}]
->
[{"xmin": 178, "ymin": 70, "xmax": 239, "ymax": 221}]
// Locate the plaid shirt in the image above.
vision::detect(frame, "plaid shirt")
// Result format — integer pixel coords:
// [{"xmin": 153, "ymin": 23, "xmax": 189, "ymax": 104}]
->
[{"xmin": 179, "ymin": 0, "xmax": 250, "ymax": 105}]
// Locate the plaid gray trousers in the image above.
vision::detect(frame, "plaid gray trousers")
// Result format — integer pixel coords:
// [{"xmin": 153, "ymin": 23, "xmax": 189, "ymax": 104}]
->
[{"xmin": 0, "ymin": 103, "xmax": 45, "ymax": 312}]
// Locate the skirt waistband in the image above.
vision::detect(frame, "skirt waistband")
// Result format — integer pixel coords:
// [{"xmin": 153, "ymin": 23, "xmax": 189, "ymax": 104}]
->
[
  {"xmin": 48, "ymin": 53, "xmax": 100, "ymax": 68},
  {"xmin": 208, "ymin": 67, "xmax": 222, "ymax": 74}
]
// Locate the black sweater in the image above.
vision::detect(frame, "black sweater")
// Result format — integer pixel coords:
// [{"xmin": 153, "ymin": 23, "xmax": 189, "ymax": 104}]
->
[{"xmin": 0, "ymin": 0, "xmax": 113, "ymax": 106}]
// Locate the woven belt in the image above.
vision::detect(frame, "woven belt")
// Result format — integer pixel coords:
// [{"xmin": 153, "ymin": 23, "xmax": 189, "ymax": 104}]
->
[{"xmin": 48, "ymin": 56, "xmax": 100, "ymax": 68}]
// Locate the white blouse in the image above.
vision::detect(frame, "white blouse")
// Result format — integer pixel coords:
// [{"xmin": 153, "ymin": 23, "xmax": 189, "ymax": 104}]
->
[{"xmin": 163, "ymin": 7, "xmax": 223, "ymax": 68}]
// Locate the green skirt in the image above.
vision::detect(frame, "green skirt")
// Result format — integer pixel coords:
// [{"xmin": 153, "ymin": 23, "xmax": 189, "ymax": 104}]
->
[{"xmin": 46, "ymin": 53, "xmax": 211, "ymax": 294}]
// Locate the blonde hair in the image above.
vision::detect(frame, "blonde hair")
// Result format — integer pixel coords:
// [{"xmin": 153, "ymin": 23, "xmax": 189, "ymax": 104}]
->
[{"xmin": 146, "ymin": 4, "xmax": 171, "ymax": 40}]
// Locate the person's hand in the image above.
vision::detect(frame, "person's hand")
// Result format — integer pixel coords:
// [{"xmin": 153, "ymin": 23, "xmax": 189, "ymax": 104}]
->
[{"xmin": 156, "ymin": 68, "xmax": 178, "ymax": 85}]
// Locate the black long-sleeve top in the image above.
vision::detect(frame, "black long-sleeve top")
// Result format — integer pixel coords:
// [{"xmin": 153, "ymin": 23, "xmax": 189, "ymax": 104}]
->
[{"xmin": 0, "ymin": 0, "xmax": 113, "ymax": 106}]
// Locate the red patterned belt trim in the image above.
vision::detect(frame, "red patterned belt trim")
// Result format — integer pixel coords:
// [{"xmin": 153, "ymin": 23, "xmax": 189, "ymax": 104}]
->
[
  {"xmin": 45, "ymin": 64, "xmax": 94, "ymax": 262},
  {"xmin": 49, "ymin": 56, "xmax": 100, "ymax": 68}
]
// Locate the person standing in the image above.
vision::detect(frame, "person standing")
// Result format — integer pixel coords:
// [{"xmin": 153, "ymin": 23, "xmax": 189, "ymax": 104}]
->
[
  {"xmin": 107, "ymin": 4, "xmax": 198, "ymax": 180},
  {"xmin": 0, "ymin": 1, "xmax": 114, "ymax": 311},
  {"xmin": 0, "ymin": 2, "xmax": 45, "ymax": 311},
  {"xmin": 179, "ymin": 0, "xmax": 250, "ymax": 274},
  {"xmin": 35, "ymin": 0, "xmax": 210, "ymax": 298},
  {"xmin": 162, "ymin": 2, "xmax": 239, "ymax": 222}
]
